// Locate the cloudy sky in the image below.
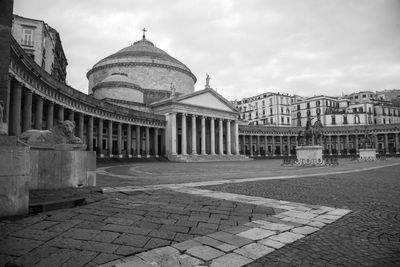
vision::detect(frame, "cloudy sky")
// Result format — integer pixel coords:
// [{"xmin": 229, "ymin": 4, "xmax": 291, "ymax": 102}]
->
[{"xmin": 14, "ymin": 0, "xmax": 400, "ymax": 100}]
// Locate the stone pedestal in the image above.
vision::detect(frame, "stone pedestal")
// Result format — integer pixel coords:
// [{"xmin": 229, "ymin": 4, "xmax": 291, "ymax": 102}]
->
[
  {"xmin": 359, "ymin": 148, "xmax": 376, "ymax": 161},
  {"xmin": 0, "ymin": 137, "xmax": 30, "ymax": 217},
  {"xmin": 30, "ymin": 150, "xmax": 96, "ymax": 189},
  {"xmin": 295, "ymin": 146, "xmax": 325, "ymax": 166}
]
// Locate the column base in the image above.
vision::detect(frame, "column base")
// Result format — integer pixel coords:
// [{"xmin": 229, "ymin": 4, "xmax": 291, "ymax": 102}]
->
[
  {"xmin": 137, "ymin": 155, "xmax": 141, "ymax": 158},
  {"xmin": 128, "ymin": 155, "xmax": 132, "ymax": 158},
  {"xmin": 257, "ymin": 154, "xmax": 261, "ymax": 157},
  {"xmin": 155, "ymin": 155, "xmax": 159, "ymax": 158},
  {"xmin": 99, "ymin": 154, "xmax": 105, "ymax": 158},
  {"xmin": 109, "ymin": 154, "xmax": 113, "ymax": 158},
  {"xmin": 191, "ymin": 153, "xmax": 198, "ymax": 155},
  {"xmin": 118, "ymin": 154, "xmax": 123, "ymax": 158},
  {"xmin": 146, "ymin": 154, "xmax": 150, "ymax": 158}
]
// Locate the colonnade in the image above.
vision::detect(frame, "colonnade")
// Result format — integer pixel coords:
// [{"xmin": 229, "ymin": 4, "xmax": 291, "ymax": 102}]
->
[
  {"xmin": 167, "ymin": 112, "xmax": 240, "ymax": 156},
  {"xmin": 8, "ymin": 80, "xmax": 163, "ymax": 158},
  {"xmin": 240, "ymin": 132, "xmax": 400, "ymax": 157}
]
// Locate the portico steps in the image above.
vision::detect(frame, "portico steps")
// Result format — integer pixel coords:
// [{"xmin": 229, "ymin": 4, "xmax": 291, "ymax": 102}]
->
[{"xmin": 168, "ymin": 154, "xmax": 251, "ymax": 162}]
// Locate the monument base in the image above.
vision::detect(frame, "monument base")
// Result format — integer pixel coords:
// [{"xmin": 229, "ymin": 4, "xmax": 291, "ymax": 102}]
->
[
  {"xmin": 295, "ymin": 146, "xmax": 325, "ymax": 167},
  {"xmin": 359, "ymin": 148, "xmax": 377, "ymax": 161},
  {"xmin": 30, "ymin": 150, "xmax": 96, "ymax": 189},
  {"xmin": 0, "ymin": 137, "xmax": 30, "ymax": 217}
]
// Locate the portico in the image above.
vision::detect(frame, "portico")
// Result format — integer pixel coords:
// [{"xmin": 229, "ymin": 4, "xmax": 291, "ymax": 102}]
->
[{"xmin": 151, "ymin": 88, "xmax": 245, "ymax": 162}]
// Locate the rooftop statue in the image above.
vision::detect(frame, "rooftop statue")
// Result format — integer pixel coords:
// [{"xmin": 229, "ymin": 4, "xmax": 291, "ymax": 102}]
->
[
  {"xmin": 20, "ymin": 120, "xmax": 86, "ymax": 150},
  {"xmin": 205, "ymin": 73, "xmax": 210, "ymax": 88}
]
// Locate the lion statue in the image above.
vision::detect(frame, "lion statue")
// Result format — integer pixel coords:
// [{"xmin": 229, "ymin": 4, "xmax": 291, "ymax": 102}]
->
[{"xmin": 20, "ymin": 120, "xmax": 85, "ymax": 150}]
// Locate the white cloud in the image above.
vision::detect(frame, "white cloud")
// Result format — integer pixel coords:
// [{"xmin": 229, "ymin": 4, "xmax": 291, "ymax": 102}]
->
[{"xmin": 14, "ymin": 0, "xmax": 400, "ymax": 99}]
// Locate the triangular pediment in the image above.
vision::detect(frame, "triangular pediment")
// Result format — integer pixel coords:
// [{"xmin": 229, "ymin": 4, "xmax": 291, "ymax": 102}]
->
[{"xmin": 177, "ymin": 90, "xmax": 236, "ymax": 112}]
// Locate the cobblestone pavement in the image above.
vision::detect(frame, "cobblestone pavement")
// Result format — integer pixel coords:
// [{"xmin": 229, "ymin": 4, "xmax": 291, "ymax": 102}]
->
[
  {"xmin": 0, "ymin": 189, "xmax": 276, "ymax": 266},
  {"xmin": 1, "ymin": 159, "xmax": 399, "ymax": 266},
  {"xmin": 201, "ymin": 164, "xmax": 400, "ymax": 266}
]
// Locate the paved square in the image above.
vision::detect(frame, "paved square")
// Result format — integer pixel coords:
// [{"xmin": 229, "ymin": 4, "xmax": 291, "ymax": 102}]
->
[{"xmin": 1, "ymin": 159, "xmax": 399, "ymax": 266}]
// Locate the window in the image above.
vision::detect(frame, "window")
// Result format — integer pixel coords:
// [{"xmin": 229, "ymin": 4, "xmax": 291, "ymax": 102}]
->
[
  {"xmin": 270, "ymin": 118, "xmax": 273, "ymax": 124},
  {"xmin": 297, "ymin": 112, "xmax": 301, "ymax": 118},
  {"xmin": 262, "ymin": 100, "xmax": 265, "ymax": 106},
  {"xmin": 22, "ymin": 28, "xmax": 34, "ymax": 46},
  {"xmin": 316, "ymin": 108, "xmax": 321, "ymax": 115},
  {"xmin": 281, "ymin": 117, "xmax": 284, "ymax": 124},
  {"xmin": 287, "ymin": 117, "xmax": 290, "ymax": 124},
  {"xmin": 307, "ymin": 103, "xmax": 310, "ymax": 109},
  {"xmin": 269, "ymin": 98, "xmax": 272, "ymax": 105},
  {"xmin": 355, "ymin": 115, "xmax": 360, "ymax": 124},
  {"xmin": 297, "ymin": 104, "xmax": 300, "ymax": 110},
  {"xmin": 270, "ymin": 108, "xmax": 273, "ymax": 115},
  {"xmin": 343, "ymin": 115, "xmax": 348, "ymax": 124},
  {"xmin": 281, "ymin": 107, "xmax": 283, "ymax": 113},
  {"xmin": 331, "ymin": 116, "xmax": 336, "ymax": 125},
  {"xmin": 255, "ymin": 102, "xmax": 258, "ymax": 108},
  {"xmin": 316, "ymin": 100, "xmax": 320, "ymax": 107},
  {"xmin": 362, "ymin": 94, "xmax": 366, "ymax": 98},
  {"xmin": 286, "ymin": 108, "xmax": 290, "ymax": 114},
  {"xmin": 307, "ymin": 110, "xmax": 311, "ymax": 116}
]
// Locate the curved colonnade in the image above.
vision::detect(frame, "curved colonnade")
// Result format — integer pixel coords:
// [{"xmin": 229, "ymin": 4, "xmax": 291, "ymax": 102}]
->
[
  {"xmin": 239, "ymin": 124, "xmax": 400, "ymax": 157},
  {"xmin": 8, "ymin": 38, "xmax": 166, "ymax": 158}
]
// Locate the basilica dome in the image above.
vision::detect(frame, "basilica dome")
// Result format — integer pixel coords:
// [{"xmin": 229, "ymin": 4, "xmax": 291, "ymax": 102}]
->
[
  {"xmin": 87, "ymin": 36, "xmax": 197, "ymax": 103},
  {"xmin": 92, "ymin": 73, "xmax": 144, "ymax": 103}
]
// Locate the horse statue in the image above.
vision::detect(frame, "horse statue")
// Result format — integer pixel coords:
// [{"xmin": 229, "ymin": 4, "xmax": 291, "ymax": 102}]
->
[
  {"xmin": 360, "ymin": 132, "xmax": 375, "ymax": 149},
  {"xmin": 312, "ymin": 115, "xmax": 324, "ymax": 145},
  {"xmin": 297, "ymin": 116, "xmax": 324, "ymax": 146}
]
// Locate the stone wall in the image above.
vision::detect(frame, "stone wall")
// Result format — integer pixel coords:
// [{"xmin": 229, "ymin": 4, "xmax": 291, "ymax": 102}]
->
[
  {"xmin": 94, "ymin": 86, "xmax": 144, "ymax": 103},
  {"xmin": 0, "ymin": 142, "xmax": 30, "ymax": 217},
  {"xmin": 89, "ymin": 65, "xmax": 195, "ymax": 95},
  {"xmin": 30, "ymin": 150, "xmax": 96, "ymax": 189}
]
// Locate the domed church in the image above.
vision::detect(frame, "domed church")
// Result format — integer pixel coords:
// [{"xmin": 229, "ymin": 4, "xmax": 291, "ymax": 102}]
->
[
  {"xmin": 87, "ymin": 30, "xmax": 197, "ymax": 104},
  {"xmin": 86, "ymin": 30, "xmax": 243, "ymax": 161}
]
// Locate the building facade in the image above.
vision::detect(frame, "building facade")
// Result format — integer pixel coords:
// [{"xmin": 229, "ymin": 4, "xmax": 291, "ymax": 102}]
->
[
  {"xmin": 234, "ymin": 92, "xmax": 295, "ymax": 126},
  {"xmin": 12, "ymin": 14, "xmax": 68, "ymax": 83}
]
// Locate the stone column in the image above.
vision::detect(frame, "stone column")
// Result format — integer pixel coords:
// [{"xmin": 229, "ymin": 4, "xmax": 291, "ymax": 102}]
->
[
  {"xmin": 154, "ymin": 128, "xmax": 159, "ymax": 157},
  {"xmin": 272, "ymin": 136, "xmax": 276, "ymax": 156},
  {"xmin": 126, "ymin": 124, "xmax": 131, "ymax": 157},
  {"xmin": 117, "ymin": 122, "xmax": 122, "ymax": 157},
  {"xmin": 249, "ymin": 135, "xmax": 253, "ymax": 157},
  {"xmin": 337, "ymin": 135, "xmax": 341, "ymax": 155},
  {"xmin": 288, "ymin": 136, "xmax": 291, "ymax": 156},
  {"xmin": 346, "ymin": 135, "xmax": 350, "ymax": 155},
  {"xmin": 47, "ymin": 102, "xmax": 54, "ymax": 130},
  {"xmin": 136, "ymin": 125, "xmax": 141, "ymax": 157},
  {"xmin": 10, "ymin": 81, "xmax": 22, "ymax": 136},
  {"xmin": 22, "ymin": 90, "xmax": 32, "ymax": 132},
  {"xmin": 218, "ymin": 118, "xmax": 223, "ymax": 155},
  {"xmin": 395, "ymin": 132, "xmax": 399, "ymax": 154},
  {"xmin": 181, "ymin": 113, "xmax": 187, "ymax": 155},
  {"xmin": 78, "ymin": 113, "xmax": 84, "ymax": 140},
  {"xmin": 34, "ymin": 95, "xmax": 43, "ymax": 130},
  {"xmin": 108, "ymin": 120, "xmax": 113, "ymax": 157},
  {"xmin": 241, "ymin": 135, "xmax": 246, "ymax": 155},
  {"xmin": 57, "ymin": 105, "xmax": 64, "ymax": 122},
  {"xmin": 210, "ymin": 117, "xmax": 215, "ymax": 154},
  {"xmin": 145, "ymin": 126, "xmax": 150, "ymax": 158},
  {"xmin": 256, "ymin": 135, "xmax": 260, "ymax": 157},
  {"xmin": 264, "ymin": 135, "xmax": 268, "ymax": 156},
  {"xmin": 328, "ymin": 135, "xmax": 332, "ymax": 155},
  {"xmin": 98, "ymin": 118, "xmax": 103, "ymax": 157},
  {"xmin": 87, "ymin": 116, "xmax": 94, "ymax": 151},
  {"xmin": 355, "ymin": 134, "xmax": 359, "ymax": 155},
  {"xmin": 279, "ymin": 135, "xmax": 283, "ymax": 156},
  {"xmin": 191, "ymin": 115, "xmax": 197, "ymax": 155},
  {"xmin": 384, "ymin": 133, "xmax": 389, "ymax": 154},
  {"xmin": 234, "ymin": 121, "xmax": 239, "ymax": 155},
  {"xmin": 226, "ymin": 120, "xmax": 231, "ymax": 155},
  {"xmin": 201, "ymin": 116, "xmax": 206, "ymax": 155},
  {"xmin": 68, "ymin": 109, "xmax": 74, "ymax": 121}
]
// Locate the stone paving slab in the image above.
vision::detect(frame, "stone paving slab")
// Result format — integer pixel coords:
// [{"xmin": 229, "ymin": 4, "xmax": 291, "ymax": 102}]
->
[{"xmin": 102, "ymin": 188, "xmax": 351, "ymax": 267}]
